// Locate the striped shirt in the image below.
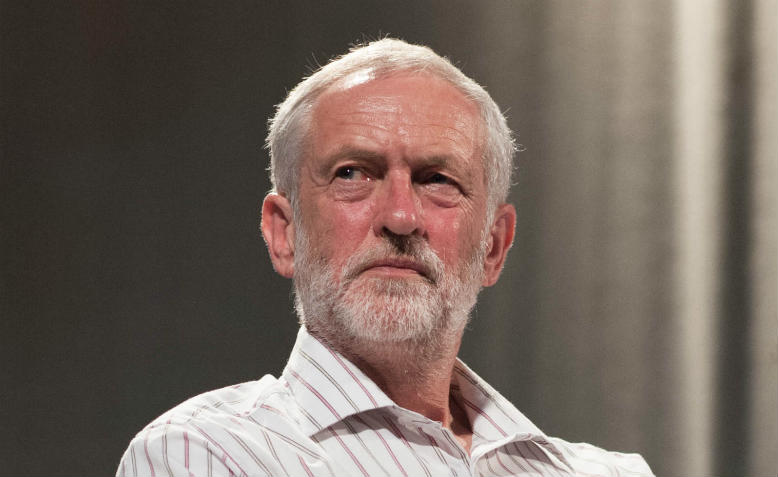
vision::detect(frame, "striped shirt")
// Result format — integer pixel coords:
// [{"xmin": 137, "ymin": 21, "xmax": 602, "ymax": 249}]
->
[{"xmin": 117, "ymin": 327, "xmax": 653, "ymax": 476}]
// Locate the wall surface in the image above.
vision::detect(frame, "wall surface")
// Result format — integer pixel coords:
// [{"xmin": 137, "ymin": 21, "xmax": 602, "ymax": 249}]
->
[{"xmin": 2, "ymin": 1, "xmax": 775, "ymax": 476}]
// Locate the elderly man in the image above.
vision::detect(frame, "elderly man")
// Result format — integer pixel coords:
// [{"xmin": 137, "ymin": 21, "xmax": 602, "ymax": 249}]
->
[{"xmin": 118, "ymin": 39, "xmax": 652, "ymax": 476}]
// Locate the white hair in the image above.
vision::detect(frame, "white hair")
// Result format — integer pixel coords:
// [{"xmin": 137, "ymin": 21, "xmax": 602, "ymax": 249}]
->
[{"xmin": 265, "ymin": 38, "xmax": 515, "ymax": 214}]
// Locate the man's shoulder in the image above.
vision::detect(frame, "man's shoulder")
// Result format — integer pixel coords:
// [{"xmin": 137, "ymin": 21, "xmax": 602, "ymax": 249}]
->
[
  {"xmin": 117, "ymin": 375, "xmax": 301, "ymax": 477},
  {"xmin": 547, "ymin": 436, "xmax": 655, "ymax": 476},
  {"xmin": 143, "ymin": 374, "xmax": 283, "ymax": 428}
]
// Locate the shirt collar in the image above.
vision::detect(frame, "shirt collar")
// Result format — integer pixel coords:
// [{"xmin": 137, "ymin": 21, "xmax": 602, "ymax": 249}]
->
[
  {"xmin": 451, "ymin": 359, "xmax": 573, "ymax": 470},
  {"xmin": 281, "ymin": 327, "xmax": 395, "ymax": 436},
  {"xmin": 281, "ymin": 327, "xmax": 572, "ymax": 471}
]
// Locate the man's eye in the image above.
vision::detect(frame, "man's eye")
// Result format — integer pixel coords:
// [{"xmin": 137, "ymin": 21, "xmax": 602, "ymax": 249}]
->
[
  {"xmin": 424, "ymin": 173, "xmax": 454, "ymax": 185},
  {"xmin": 334, "ymin": 166, "xmax": 364, "ymax": 180}
]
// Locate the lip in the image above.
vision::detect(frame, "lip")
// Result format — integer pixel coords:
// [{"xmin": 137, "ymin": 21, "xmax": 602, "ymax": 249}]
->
[{"xmin": 360, "ymin": 258, "xmax": 430, "ymax": 279}]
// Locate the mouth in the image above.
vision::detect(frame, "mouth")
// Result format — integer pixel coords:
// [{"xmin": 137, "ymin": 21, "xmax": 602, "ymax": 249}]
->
[{"xmin": 358, "ymin": 258, "xmax": 432, "ymax": 281}]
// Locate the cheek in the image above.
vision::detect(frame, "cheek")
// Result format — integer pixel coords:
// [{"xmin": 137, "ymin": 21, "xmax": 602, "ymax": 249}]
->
[
  {"xmin": 310, "ymin": 198, "xmax": 375, "ymax": 257},
  {"xmin": 426, "ymin": 211, "xmax": 473, "ymax": 264}
]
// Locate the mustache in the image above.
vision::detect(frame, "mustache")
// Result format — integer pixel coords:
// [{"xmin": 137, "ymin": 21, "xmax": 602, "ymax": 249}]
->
[{"xmin": 341, "ymin": 233, "xmax": 444, "ymax": 284}]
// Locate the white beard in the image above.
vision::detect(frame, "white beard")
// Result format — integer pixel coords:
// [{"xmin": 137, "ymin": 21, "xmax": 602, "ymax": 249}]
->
[{"xmin": 293, "ymin": 222, "xmax": 488, "ymax": 349}]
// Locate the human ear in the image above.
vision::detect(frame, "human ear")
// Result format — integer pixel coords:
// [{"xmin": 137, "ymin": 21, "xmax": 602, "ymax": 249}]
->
[
  {"xmin": 261, "ymin": 193, "xmax": 295, "ymax": 278},
  {"xmin": 482, "ymin": 203, "xmax": 516, "ymax": 287}
]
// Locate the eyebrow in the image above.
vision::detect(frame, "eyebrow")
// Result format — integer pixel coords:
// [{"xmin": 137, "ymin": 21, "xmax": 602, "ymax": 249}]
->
[
  {"xmin": 417, "ymin": 155, "xmax": 455, "ymax": 170},
  {"xmin": 319, "ymin": 146, "xmax": 463, "ymax": 170},
  {"xmin": 318, "ymin": 147, "xmax": 385, "ymax": 172}
]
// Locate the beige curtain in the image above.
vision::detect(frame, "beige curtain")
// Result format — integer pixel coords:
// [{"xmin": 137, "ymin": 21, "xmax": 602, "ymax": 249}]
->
[{"xmin": 459, "ymin": 1, "xmax": 777, "ymax": 476}]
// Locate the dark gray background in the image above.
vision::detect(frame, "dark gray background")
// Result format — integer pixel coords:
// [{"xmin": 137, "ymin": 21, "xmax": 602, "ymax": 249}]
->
[{"xmin": 2, "ymin": 2, "xmax": 775, "ymax": 476}]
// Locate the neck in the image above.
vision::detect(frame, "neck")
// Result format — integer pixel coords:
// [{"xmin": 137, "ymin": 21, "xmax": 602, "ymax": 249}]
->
[
  {"xmin": 308, "ymin": 325, "xmax": 474, "ymax": 452},
  {"xmin": 350, "ymin": 338, "xmax": 459, "ymax": 420}
]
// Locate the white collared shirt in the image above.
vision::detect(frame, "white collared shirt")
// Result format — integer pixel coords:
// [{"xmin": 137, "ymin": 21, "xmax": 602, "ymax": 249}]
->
[{"xmin": 117, "ymin": 327, "xmax": 653, "ymax": 476}]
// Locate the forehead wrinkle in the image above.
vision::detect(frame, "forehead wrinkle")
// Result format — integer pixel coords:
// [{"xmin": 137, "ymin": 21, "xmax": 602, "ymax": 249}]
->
[
  {"xmin": 400, "ymin": 123, "xmax": 477, "ymax": 149},
  {"xmin": 350, "ymin": 95, "xmax": 475, "ymax": 129},
  {"xmin": 319, "ymin": 112, "xmax": 475, "ymax": 159}
]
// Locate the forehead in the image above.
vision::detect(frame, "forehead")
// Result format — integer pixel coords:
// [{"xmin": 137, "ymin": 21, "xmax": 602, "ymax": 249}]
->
[{"xmin": 309, "ymin": 73, "xmax": 483, "ymax": 160}]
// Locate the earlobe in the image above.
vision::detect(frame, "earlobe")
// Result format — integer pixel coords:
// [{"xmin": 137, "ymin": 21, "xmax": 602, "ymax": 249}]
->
[
  {"xmin": 482, "ymin": 203, "xmax": 516, "ymax": 287},
  {"xmin": 261, "ymin": 193, "xmax": 296, "ymax": 278}
]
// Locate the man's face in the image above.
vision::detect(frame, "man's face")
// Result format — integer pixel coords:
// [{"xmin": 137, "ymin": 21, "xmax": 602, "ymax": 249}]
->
[{"xmin": 292, "ymin": 73, "xmax": 490, "ymax": 344}]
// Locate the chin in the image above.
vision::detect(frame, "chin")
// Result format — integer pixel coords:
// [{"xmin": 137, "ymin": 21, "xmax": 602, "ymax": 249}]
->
[{"xmin": 335, "ymin": 284, "xmax": 441, "ymax": 343}]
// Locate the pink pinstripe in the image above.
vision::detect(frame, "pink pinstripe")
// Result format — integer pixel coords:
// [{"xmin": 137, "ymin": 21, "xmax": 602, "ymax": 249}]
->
[
  {"xmin": 191, "ymin": 423, "xmax": 248, "ymax": 477},
  {"xmin": 494, "ymin": 448, "xmax": 516, "ymax": 475},
  {"xmin": 183, "ymin": 431, "xmax": 190, "ymax": 472},
  {"xmin": 459, "ymin": 396, "xmax": 508, "ymax": 437},
  {"xmin": 512, "ymin": 441, "xmax": 554, "ymax": 476},
  {"xmin": 384, "ymin": 416, "xmax": 432, "ymax": 477},
  {"xmin": 353, "ymin": 414, "xmax": 409, "ymax": 477},
  {"xmin": 143, "ymin": 431, "xmax": 156, "ymax": 477},
  {"xmin": 289, "ymin": 368, "xmax": 342, "ymax": 419},
  {"xmin": 328, "ymin": 425, "xmax": 370, "ymax": 477},
  {"xmin": 326, "ymin": 345, "xmax": 379, "ymax": 407},
  {"xmin": 260, "ymin": 428, "xmax": 289, "ymax": 475},
  {"xmin": 299, "ymin": 455, "xmax": 315, "ymax": 477}
]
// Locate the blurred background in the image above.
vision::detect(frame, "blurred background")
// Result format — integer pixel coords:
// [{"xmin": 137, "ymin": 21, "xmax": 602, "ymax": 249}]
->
[{"xmin": 2, "ymin": 1, "xmax": 775, "ymax": 476}]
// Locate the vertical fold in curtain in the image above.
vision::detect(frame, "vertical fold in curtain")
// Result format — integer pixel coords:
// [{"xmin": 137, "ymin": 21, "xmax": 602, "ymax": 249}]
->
[
  {"xmin": 673, "ymin": 0, "xmax": 727, "ymax": 475},
  {"xmin": 746, "ymin": 1, "xmax": 777, "ymax": 475}
]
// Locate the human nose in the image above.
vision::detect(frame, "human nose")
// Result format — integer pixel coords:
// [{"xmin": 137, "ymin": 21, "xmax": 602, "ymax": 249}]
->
[{"xmin": 373, "ymin": 172, "xmax": 425, "ymax": 237}]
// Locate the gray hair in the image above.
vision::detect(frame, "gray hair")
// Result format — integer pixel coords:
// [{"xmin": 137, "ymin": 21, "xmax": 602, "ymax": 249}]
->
[{"xmin": 266, "ymin": 38, "xmax": 515, "ymax": 214}]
